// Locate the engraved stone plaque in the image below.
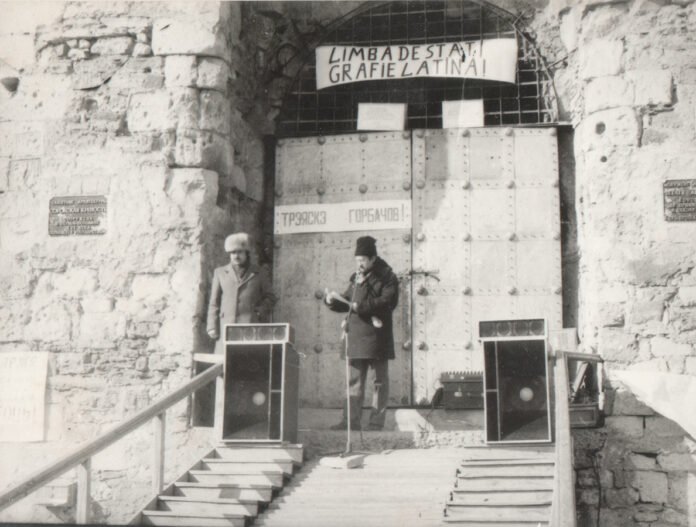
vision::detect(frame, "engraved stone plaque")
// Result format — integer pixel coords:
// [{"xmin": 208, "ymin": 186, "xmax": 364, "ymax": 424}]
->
[
  {"xmin": 49, "ymin": 195, "xmax": 107, "ymax": 236},
  {"xmin": 664, "ymin": 180, "xmax": 696, "ymax": 222}
]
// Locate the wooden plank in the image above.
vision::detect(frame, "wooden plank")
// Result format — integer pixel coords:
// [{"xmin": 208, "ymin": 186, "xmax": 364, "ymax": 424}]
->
[
  {"xmin": 153, "ymin": 413, "xmax": 165, "ymax": 495},
  {"xmin": 444, "ymin": 505, "xmax": 550, "ymax": 521},
  {"xmin": 449, "ymin": 490, "xmax": 552, "ymax": 506},
  {"xmin": 458, "ymin": 465, "xmax": 554, "ymax": 478},
  {"xmin": 454, "ymin": 478, "xmax": 553, "ymax": 492},
  {"xmin": 76, "ymin": 459, "xmax": 90, "ymax": 524}
]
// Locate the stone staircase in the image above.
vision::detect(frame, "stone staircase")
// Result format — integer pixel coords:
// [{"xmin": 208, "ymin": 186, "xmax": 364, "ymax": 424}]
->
[
  {"xmin": 443, "ymin": 445, "xmax": 555, "ymax": 526},
  {"xmin": 133, "ymin": 443, "xmax": 303, "ymax": 527}
]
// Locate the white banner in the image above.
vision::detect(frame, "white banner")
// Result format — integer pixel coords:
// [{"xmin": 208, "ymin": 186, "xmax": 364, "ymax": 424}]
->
[
  {"xmin": 275, "ymin": 200, "xmax": 411, "ymax": 234},
  {"xmin": 316, "ymin": 39, "xmax": 518, "ymax": 89},
  {"xmin": 0, "ymin": 352, "xmax": 49, "ymax": 442}
]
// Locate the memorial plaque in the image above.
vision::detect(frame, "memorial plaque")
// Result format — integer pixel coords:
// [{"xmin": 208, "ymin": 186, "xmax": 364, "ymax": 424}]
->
[
  {"xmin": 49, "ymin": 195, "xmax": 107, "ymax": 236},
  {"xmin": 664, "ymin": 179, "xmax": 696, "ymax": 222}
]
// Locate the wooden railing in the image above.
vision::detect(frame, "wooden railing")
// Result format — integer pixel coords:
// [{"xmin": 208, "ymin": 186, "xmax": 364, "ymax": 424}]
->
[
  {"xmin": 551, "ymin": 349, "xmax": 577, "ymax": 527},
  {"xmin": 0, "ymin": 363, "xmax": 223, "ymax": 523}
]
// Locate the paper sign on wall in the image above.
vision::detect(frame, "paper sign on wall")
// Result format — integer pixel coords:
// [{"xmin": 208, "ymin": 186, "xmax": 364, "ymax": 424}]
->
[
  {"xmin": 316, "ymin": 39, "xmax": 518, "ymax": 89},
  {"xmin": 0, "ymin": 352, "xmax": 49, "ymax": 442},
  {"xmin": 275, "ymin": 200, "xmax": 411, "ymax": 234}
]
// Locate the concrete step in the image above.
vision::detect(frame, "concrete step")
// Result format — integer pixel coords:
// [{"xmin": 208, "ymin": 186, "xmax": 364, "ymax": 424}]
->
[
  {"xmin": 454, "ymin": 478, "xmax": 553, "ymax": 492},
  {"xmin": 460, "ymin": 458, "xmax": 554, "ymax": 467},
  {"xmin": 457, "ymin": 464, "xmax": 554, "ymax": 478},
  {"xmin": 443, "ymin": 521, "xmax": 549, "ymax": 526},
  {"xmin": 448, "ymin": 490, "xmax": 552, "ymax": 506},
  {"xmin": 444, "ymin": 505, "xmax": 550, "ymax": 522},
  {"xmin": 200, "ymin": 458, "xmax": 295, "ymax": 475},
  {"xmin": 140, "ymin": 510, "xmax": 246, "ymax": 527},
  {"xmin": 214, "ymin": 444, "xmax": 303, "ymax": 464},
  {"xmin": 172, "ymin": 482, "xmax": 274, "ymax": 502},
  {"xmin": 156, "ymin": 495, "xmax": 258, "ymax": 516},
  {"xmin": 187, "ymin": 470, "xmax": 284, "ymax": 487}
]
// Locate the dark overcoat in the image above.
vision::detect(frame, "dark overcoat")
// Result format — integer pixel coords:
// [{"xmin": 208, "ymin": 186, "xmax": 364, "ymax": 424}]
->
[
  {"xmin": 327, "ymin": 257, "xmax": 399, "ymax": 360},
  {"xmin": 206, "ymin": 263, "xmax": 273, "ymax": 354}
]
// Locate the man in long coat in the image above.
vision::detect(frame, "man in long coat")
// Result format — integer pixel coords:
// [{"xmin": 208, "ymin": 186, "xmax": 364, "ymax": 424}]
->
[
  {"xmin": 325, "ymin": 236, "xmax": 399, "ymax": 431},
  {"xmin": 207, "ymin": 233, "xmax": 274, "ymax": 355}
]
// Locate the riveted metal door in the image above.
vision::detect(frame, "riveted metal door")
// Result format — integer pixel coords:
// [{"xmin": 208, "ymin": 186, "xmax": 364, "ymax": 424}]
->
[
  {"xmin": 274, "ymin": 132, "xmax": 412, "ymax": 408},
  {"xmin": 411, "ymin": 128, "xmax": 561, "ymax": 404}
]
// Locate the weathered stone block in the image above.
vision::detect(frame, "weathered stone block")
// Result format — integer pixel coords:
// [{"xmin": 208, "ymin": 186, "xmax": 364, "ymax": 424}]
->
[
  {"xmin": 644, "ymin": 416, "xmax": 686, "ymax": 437},
  {"xmin": 627, "ymin": 69, "xmax": 673, "ymax": 107},
  {"xmin": 200, "ymin": 90, "xmax": 230, "ymax": 135},
  {"xmin": 108, "ymin": 57, "xmax": 164, "ymax": 90},
  {"xmin": 48, "ymin": 268, "xmax": 99, "ymax": 297},
  {"xmin": 628, "ymin": 301, "xmax": 663, "ymax": 326},
  {"xmin": 579, "ymin": 488, "xmax": 600, "ymax": 505},
  {"xmin": 81, "ymin": 296, "xmax": 115, "ymax": 313},
  {"xmin": 579, "ymin": 39, "xmax": 624, "ymax": 80},
  {"xmin": 152, "ymin": 18, "xmax": 229, "ymax": 59},
  {"xmin": 585, "ymin": 76, "xmax": 633, "ymax": 114},
  {"xmin": 174, "ymin": 129, "xmax": 233, "ymax": 176},
  {"xmin": 597, "ymin": 507, "xmax": 634, "ymax": 527},
  {"xmin": 171, "ymin": 88, "xmax": 200, "ymax": 130},
  {"xmin": 127, "ymin": 321, "xmax": 161, "ymax": 339},
  {"xmin": 605, "ymin": 416, "xmax": 644, "ymax": 438},
  {"xmin": 132, "ymin": 43, "xmax": 152, "ymax": 57},
  {"xmin": 650, "ymin": 336, "xmax": 692, "ymax": 357},
  {"xmin": 657, "ymin": 453, "xmax": 696, "ymax": 472},
  {"xmin": 632, "ymin": 470, "xmax": 668, "ymax": 503},
  {"xmin": 675, "ymin": 286, "xmax": 696, "ymax": 307},
  {"xmin": 197, "ymin": 57, "xmax": 231, "ymax": 91},
  {"xmin": 131, "ymin": 274, "xmax": 169, "ymax": 302},
  {"xmin": 25, "ymin": 304, "xmax": 72, "ymax": 342},
  {"xmin": 685, "ymin": 357, "xmax": 696, "ymax": 375},
  {"xmin": 612, "ymin": 387, "xmax": 654, "ymax": 416},
  {"xmin": 164, "ymin": 55, "xmax": 197, "ymax": 87},
  {"xmin": 605, "ymin": 487, "xmax": 640, "ymax": 507},
  {"xmin": 577, "ymin": 468, "xmax": 598, "ymax": 487},
  {"xmin": 78, "ymin": 312, "xmax": 127, "ymax": 348},
  {"xmin": 576, "ymin": 107, "xmax": 641, "ymax": 152},
  {"xmin": 72, "ymin": 57, "xmax": 128, "ymax": 90},
  {"xmin": 91, "ymin": 37, "xmax": 134, "ymax": 56},
  {"xmin": 127, "ymin": 90, "xmax": 174, "ymax": 132},
  {"xmin": 667, "ymin": 473, "xmax": 696, "ymax": 515},
  {"xmin": 627, "ymin": 358, "xmax": 669, "ymax": 372},
  {"xmin": 629, "ymin": 454, "xmax": 657, "ymax": 470},
  {"xmin": 598, "ymin": 327, "xmax": 637, "ymax": 362}
]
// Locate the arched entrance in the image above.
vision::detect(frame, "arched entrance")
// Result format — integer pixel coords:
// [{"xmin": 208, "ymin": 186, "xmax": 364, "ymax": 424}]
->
[{"xmin": 272, "ymin": 0, "xmax": 562, "ymax": 408}]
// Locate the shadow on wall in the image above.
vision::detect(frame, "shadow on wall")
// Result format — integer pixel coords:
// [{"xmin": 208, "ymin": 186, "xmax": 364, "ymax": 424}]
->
[{"xmin": 573, "ymin": 374, "xmax": 696, "ymax": 527}]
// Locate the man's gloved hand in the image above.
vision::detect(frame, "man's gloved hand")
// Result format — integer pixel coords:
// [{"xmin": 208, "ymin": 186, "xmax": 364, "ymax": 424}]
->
[{"xmin": 208, "ymin": 329, "xmax": 219, "ymax": 340}]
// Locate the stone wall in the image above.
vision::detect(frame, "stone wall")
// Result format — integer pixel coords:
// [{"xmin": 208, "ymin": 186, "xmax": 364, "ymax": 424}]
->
[
  {"xmin": 0, "ymin": 1, "xmax": 275, "ymax": 522},
  {"xmin": 534, "ymin": 0, "xmax": 696, "ymax": 524}
]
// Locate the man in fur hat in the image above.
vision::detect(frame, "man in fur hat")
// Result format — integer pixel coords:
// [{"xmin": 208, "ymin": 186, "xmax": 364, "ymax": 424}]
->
[
  {"xmin": 207, "ymin": 232, "xmax": 274, "ymax": 355},
  {"xmin": 325, "ymin": 236, "xmax": 399, "ymax": 431}
]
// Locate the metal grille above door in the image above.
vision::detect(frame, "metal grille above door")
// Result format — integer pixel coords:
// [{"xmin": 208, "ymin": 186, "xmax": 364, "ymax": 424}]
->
[{"xmin": 277, "ymin": 0, "xmax": 558, "ymax": 136}]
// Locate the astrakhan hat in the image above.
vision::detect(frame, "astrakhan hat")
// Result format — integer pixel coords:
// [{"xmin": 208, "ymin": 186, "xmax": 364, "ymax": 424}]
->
[
  {"xmin": 355, "ymin": 236, "xmax": 377, "ymax": 257},
  {"xmin": 224, "ymin": 232, "xmax": 250, "ymax": 252}
]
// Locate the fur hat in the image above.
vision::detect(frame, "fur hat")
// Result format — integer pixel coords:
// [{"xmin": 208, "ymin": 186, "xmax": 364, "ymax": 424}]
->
[
  {"xmin": 224, "ymin": 232, "xmax": 250, "ymax": 252},
  {"xmin": 354, "ymin": 236, "xmax": 377, "ymax": 257}
]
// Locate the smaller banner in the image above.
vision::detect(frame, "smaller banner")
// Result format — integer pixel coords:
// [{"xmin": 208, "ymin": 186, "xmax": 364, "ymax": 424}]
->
[
  {"xmin": 275, "ymin": 200, "xmax": 411, "ymax": 234},
  {"xmin": 0, "ymin": 352, "xmax": 49, "ymax": 442},
  {"xmin": 316, "ymin": 39, "xmax": 518, "ymax": 89}
]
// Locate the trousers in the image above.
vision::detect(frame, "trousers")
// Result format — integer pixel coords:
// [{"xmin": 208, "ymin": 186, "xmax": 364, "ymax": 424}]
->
[{"xmin": 343, "ymin": 358, "xmax": 389, "ymax": 429}]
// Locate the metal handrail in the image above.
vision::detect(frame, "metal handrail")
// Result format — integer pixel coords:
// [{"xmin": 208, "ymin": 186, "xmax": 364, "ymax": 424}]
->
[{"xmin": 0, "ymin": 362, "xmax": 223, "ymax": 522}]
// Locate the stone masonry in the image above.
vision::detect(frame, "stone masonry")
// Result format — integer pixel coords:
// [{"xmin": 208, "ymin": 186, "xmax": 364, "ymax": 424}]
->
[{"xmin": 1, "ymin": 1, "xmax": 696, "ymax": 525}]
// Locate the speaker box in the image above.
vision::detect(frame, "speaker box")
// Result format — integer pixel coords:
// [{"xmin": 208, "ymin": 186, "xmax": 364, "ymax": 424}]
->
[
  {"xmin": 222, "ymin": 324, "xmax": 299, "ymax": 443},
  {"xmin": 482, "ymin": 331, "xmax": 551, "ymax": 443}
]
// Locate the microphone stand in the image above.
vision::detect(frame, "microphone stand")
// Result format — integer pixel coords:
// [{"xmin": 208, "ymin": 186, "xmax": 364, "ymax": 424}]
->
[{"xmin": 341, "ymin": 283, "xmax": 359, "ymax": 456}]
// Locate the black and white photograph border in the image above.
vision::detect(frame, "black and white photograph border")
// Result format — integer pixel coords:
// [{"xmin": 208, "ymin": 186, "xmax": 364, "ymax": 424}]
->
[{"xmin": 0, "ymin": 0, "xmax": 695, "ymax": 526}]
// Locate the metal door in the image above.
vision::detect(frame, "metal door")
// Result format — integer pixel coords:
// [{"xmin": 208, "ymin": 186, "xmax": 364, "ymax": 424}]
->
[
  {"xmin": 411, "ymin": 128, "xmax": 561, "ymax": 404},
  {"xmin": 274, "ymin": 133, "xmax": 412, "ymax": 407}
]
